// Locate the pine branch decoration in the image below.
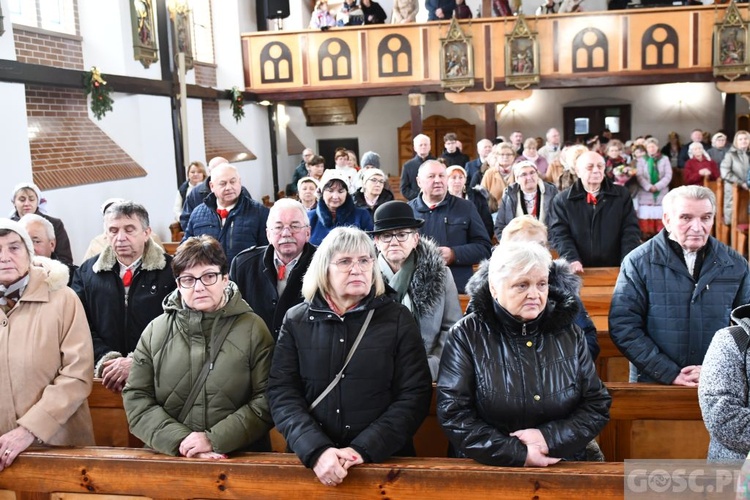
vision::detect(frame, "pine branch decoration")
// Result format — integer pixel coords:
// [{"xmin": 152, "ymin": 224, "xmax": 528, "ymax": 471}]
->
[
  {"xmin": 228, "ymin": 86, "xmax": 245, "ymax": 122},
  {"xmin": 83, "ymin": 66, "xmax": 114, "ymax": 120}
]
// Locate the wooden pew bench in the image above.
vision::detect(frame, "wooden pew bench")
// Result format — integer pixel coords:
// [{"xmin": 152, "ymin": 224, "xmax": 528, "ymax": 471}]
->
[
  {"xmin": 89, "ymin": 380, "xmax": 707, "ymax": 462},
  {"xmin": 0, "ymin": 448, "xmax": 626, "ymax": 500}
]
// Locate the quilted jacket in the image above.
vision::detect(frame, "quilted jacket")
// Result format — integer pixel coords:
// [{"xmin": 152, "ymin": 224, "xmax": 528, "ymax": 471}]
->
[
  {"xmin": 123, "ymin": 282, "xmax": 274, "ymax": 456},
  {"xmin": 308, "ymin": 195, "xmax": 373, "ymax": 246},
  {"xmin": 267, "ymin": 290, "xmax": 432, "ymax": 468},
  {"xmin": 609, "ymin": 230, "xmax": 750, "ymax": 384},
  {"xmin": 183, "ymin": 190, "xmax": 270, "ymax": 263}
]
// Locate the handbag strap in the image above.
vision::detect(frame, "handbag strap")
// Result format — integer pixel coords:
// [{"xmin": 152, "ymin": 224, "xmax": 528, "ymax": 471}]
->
[
  {"xmin": 178, "ymin": 317, "xmax": 236, "ymax": 422},
  {"xmin": 309, "ymin": 309, "xmax": 374, "ymax": 412}
]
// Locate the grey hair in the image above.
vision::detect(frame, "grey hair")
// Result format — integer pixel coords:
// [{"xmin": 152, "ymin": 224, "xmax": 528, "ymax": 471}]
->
[
  {"xmin": 645, "ymin": 137, "xmax": 660, "ymax": 148},
  {"xmin": 687, "ymin": 141, "xmax": 705, "ymax": 159},
  {"xmin": 662, "ymin": 185, "xmax": 716, "ymax": 216},
  {"xmin": 268, "ymin": 198, "xmax": 308, "ymax": 227},
  {"xmin": 18, "ymin": 213, "xmax": 55, "ymax": 240},
  {"xmin": 417, "ymin": 159, "xmax": 445, "ymax": 177},
  {"xmin": 413, "ymin": 133, "xmax": 430, "ymax": 146},
  {"xmin": 301, "ymin": 227, "xmax": 385, "ymax": 301},
  {"xmin": 104, "ymin": 201, "xmax": 150, "ymax": 230},
  {"xmin": 488, "ymin": 241, "xmax": 551, "ymax": 288}
]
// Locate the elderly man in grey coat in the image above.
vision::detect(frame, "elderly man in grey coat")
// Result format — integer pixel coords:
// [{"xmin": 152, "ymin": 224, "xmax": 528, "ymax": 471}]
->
[{"xmin": 371, "ymin": 201, "xmax": 462, "ymax": 380}]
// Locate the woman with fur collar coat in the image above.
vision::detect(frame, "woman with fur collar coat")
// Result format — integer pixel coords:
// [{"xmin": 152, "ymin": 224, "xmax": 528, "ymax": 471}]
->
[
  {"xmin": 0, "ymin": 220, "xmax": 94, "ymax": 471},
  {"xmin": 371, "ymin": 201, "xmax": 462, "ymax": 380},
  {"xmin": 437, "ymin": 242, "xmax": 610, "ymax": 466}
]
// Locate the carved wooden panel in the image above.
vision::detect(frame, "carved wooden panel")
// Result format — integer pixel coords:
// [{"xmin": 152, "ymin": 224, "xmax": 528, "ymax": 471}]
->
[
  {"xmin": 397, "ymin": 115, "xmax": 476, "ymax": 173},
  {"xmin": 378, "ymin": 34, "xmax": 412, "ymax": 77},
  {"xmin": 642, "ymin": 23, "xmax": 679, "ymax": 69},
  {"xmin": 318, "ymin": 38, "xmax": 353, "ymax": 80},
  {"xmin": 260, "ymin": 41, "xmax": 294, "ymax": 83},
  {"xmin": 572, "ymin": 27, "xmax": 609, "ymax": 73}
]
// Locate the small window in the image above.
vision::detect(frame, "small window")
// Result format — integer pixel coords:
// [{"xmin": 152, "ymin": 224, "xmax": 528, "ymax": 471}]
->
[
  {"xmin": 605, "ymin": 116, "xmax": 620, "ymax": 134},
  {"xmin": 191, "ymin": 0, "xmax": 215, "ymax": 63},
  {"xmin": 10, "ymin": 0, "xmax": 76, "ymax": 35},
  {"xmin": 574, "ymin": 118, "xmax": 589, "ymax": 136}
]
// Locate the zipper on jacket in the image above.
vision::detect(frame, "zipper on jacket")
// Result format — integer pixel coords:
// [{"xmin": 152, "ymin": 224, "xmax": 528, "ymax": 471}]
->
[{"xmin": 522, "ymin": 323, "xmax": 527, "ymax": 336}]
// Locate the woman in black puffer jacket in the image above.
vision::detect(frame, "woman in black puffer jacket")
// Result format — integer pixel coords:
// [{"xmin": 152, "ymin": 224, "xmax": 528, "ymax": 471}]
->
[{"xmin": 437, "ymin": 242, "xmax": 610, "ymax": 467}]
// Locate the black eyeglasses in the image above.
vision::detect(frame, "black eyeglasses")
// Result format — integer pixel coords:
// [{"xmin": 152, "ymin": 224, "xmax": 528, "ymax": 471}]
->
[
  {"xmin": 377, "ymin": 231, "xmax": 415, "ymax": 243},
  {"xmin": 176, "ymin": 272, "xmax": 222, "ymax": 289}
]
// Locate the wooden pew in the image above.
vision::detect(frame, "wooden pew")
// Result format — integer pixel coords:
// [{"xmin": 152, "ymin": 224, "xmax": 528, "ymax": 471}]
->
[
  {"xmin": 715, "ymin": 177, "xmax": 730, "ymax": 245},
  {"xmin": 0, "ymin": 448, "xmax": 625, "ymax": 500},
  {"xmin": 731, "ymin": 182, "xmax": 749, "ymax": 256},
  {"xmin": 389, "ymin": 175, "xmax": 407, "ymax": 201},
  {"xmin": 599, "ymin": 383, "xmax": 708, "ymax": 461},
  {"xmin": 162, "ymin": 242, "xmax": 179, "ymax": 255},
  {"xmin": 89, "ymin": 380, "xmax": 707, "ymax": 462}
]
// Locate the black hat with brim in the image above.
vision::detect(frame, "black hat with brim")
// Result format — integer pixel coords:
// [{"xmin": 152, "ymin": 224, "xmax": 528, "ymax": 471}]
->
[{"xmin": 369, "ymin": 200, "xmax": 425, "ymax": 234}]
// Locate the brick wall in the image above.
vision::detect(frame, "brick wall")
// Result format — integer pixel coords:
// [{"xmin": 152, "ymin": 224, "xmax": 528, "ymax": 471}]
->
[
  {"xmin": 195, "ymin": 62, "xmax": 217, "ymax": 87},
  {"xmin": 13, "ymin": 27, "xmax": 84, "ymax": 70},
  {"xmin": 26, "ymin": 86, "xmax": 147, "ymax": 191},
  {"xmin": 202, "ymin": 100, "xmax": 255, "ymax": 163},
  {"xmin": 15, "ymin": 21, "xmax": 147, "ymax": 190}
]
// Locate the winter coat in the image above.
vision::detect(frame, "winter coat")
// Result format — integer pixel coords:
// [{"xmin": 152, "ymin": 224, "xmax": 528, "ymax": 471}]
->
[
  {"xmin": 699, "ymin": 304, "xmax": 750, "ymax": 460},
  {"xmin": 400, "ymin": 154, "xmax": 435, "ymax": 201},
  {"xmin": 123, "ymin": 282, "xmax": 274, "ymax": 456},
  {"xmin": 378, "ymin": 237, "xmax": 463, "ymax": 380},
  {"xmin": 518, "ymin": 155, "xmax": 549, "ymax": 176},
  {"xmin": 494, "ymin": 180, "xmax": 558, "ymax": 240},
  {"xmin": 548, "ymin": 177, "xmax": 641, "ymax": 267},
  {"xmin": 308, "ymin": 195, "xmax": 373, "ymax": 246},
  {"xmin": 391, "ymin": 0, "xmax": 419, "ymax": 22},
  {"xmin": 441, "ymin": 149, "xmax": 470, "ymax": 169},
  {"xmin": 179, "ymin": 178, "xmax": 212, "ymax": 230},
  {"xmin": 466, "ymin": 186, "xmax": 494, "ymax": 241},
  {"xmin": 683, "ymin": 156, "xmax": 719, "ymax": 185},
  {"xmin": 426, "ymin": 0, "xmax": 456, "ymax": 19},
  {"xmin": 267, "ymin": 290, "xmax": 432, "ymax": 468},
  {"xmin": 353, "ymin": 188, "xmax": 395, "ymax": 218},
  {"xmin": 363, "ymin": 0, "xmax": 387, "ymax": 23},
  {"xmin": 466, "ymin": 259, "xmax": 600, "ymax": 362},
  {"xmin": 0, "ymin": 258, "xmax": 95, "ymax": 445},
  {"xmin": 408, "ymin": 194, "xmax": 492, "ymax": 293},
  {"xmin": 72, "ymin": 240, "xmax": 176, "ymax": 368},
  {"xmin": 721, "ymin": 146, "xmax": 750, "ymax": 225},
  {"xmin": 183, "ymin": 190, "xmax": 270, "ymax": 263},
  {"xmin": 229, "ymin": 242, "xmax": 316, "ymax": 340},
  {"xmin": 635, "ymin": 154, "xmax": 672, "ymax": 208},
  {"xmin": 609, "ymin": 230, "xmax": 750, "ymax": 384},
  {"xmin": 437, "ymin": 257, "xmax": 611, "ymax": 466},
  {"xmin": 11, "ymin": 210, "xmax": 73, "ymax": 265},
  {"xmin": 707, "ymin": 146, "xmax": 728, "ymax": 168}
]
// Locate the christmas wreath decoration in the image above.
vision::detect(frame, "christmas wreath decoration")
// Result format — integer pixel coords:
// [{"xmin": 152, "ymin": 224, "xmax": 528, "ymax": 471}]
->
[
  {"xmin": 83, "ymin": 66, "xmax": 114, "ymax": 120},
  {"xmin": 228, "ymin": 86, "xmax": 245, "ymax": 122}
]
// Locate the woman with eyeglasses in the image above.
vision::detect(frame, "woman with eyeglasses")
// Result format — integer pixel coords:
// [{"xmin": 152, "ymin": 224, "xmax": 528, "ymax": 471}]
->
[
  {"xmin": 308, "ymin": 169, "xmax": 373, "ymax": 246},
  {"xmin": 123, "ymin": 235, "xmax": 274, "ymax": 458},
  {"xmin": 494, "ymin": 161, "xmax": 558, "ymax": 241},
  {"xmin": 353, "ymin": 168, "xmax": 394, "ymax": 217},
  {"xmin": 268, "ymin": 226, "xmax": 431, "ymax": 487},
  {"xmin": 371, "ymin": 201, "xmax": 462, "ymax": 381}
]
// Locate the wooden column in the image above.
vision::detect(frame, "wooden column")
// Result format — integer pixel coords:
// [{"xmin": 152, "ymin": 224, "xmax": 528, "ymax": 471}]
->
[
  {"xmin": 484, "ymin": 103, "xmax": 497, "ymax": 140},
  {"xmin": 408, "ymin": 93, "xmax": 425, "ymax": 138}
]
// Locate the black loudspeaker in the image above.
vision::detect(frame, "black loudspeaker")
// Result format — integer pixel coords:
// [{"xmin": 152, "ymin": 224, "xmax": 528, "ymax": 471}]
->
[{"xmin": 265, "ymin": 0, "xmax": 290, "ymax": 19}]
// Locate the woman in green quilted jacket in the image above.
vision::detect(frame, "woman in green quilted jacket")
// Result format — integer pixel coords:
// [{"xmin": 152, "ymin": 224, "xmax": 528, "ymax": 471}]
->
[{"xmin": 123, "ymin": 235, "xmax": 274, "ymax": 457}]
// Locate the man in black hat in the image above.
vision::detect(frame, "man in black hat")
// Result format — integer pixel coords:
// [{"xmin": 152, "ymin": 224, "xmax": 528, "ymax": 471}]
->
[
  {"xmin": 408, "ymin": 160, "xmax": 492, "ymax": 293},
  {"xmin": 371, "ymin": 201, "xmax": 462, "ymax": 380}
]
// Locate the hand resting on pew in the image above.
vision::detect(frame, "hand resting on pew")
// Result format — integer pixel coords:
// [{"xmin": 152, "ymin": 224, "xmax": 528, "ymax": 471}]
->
[
  {"xmin": 672, "ymin": 365, "xmax": 701, "ymax": 387},
  {"xmin": 510, "ymin": 428, "xmax": 561, "ymax": 467},
  {"xmin": 312, "ymin": 447, "xmax": 363, "ymax": 486}
]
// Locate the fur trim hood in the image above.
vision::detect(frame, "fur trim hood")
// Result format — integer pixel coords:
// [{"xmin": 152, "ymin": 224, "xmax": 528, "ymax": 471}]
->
[
  {"xmin": 92, "ymin": 238, "xmax": 167, "ymax": 273},
  {"xmin": 465, "ymin": 257, "xmax": 580, "ymax": 334},
  {"xmin": 409, "ymin": 236, "xmax": 449, "ymax": 318},
  {"xmin": 28, "ymin": 256, "xmax": 70, "ymax": 292}
]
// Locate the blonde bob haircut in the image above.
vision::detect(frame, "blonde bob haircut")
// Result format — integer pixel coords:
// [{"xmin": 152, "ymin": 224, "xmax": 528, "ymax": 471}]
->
[
  {"xmin": 301, "ymin": 226, "xmax": 385, "ymax": 301},
  {"xmin": 488, "ymin": 241, "xmax": 552, "ymax": 290},
  {"xmin": 500, "ymin": 214, "xmax": 547, "ymax": 244},
  {"xmin": 733, "ymin": 130, "xmax": 750, "ymax": 149}
]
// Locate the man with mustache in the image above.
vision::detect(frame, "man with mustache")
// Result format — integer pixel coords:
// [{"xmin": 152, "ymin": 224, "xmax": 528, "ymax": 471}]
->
[{"xmin": 230, "ymin": 199, "xmax": 315, "ymax": 340}]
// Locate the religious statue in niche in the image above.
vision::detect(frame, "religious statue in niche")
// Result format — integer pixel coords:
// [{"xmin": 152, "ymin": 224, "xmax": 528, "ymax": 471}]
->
[
  {"xmin": 440, "ymin": 17, "xmax": 474, "ymax": 93},
  {"xmin": 131, "ymin": 0, "xmax": 159, "ymax": 68},
  {"xmin": 505, "ymin": 15, "xmax": 540, "ymax": 90},
  {"xmin": 713, "ymin": 0, "xmax": 750, "ymax": 81},
  {"xmin": 169, "ymin": 0, "xmax": 194, "ymax": 70}
]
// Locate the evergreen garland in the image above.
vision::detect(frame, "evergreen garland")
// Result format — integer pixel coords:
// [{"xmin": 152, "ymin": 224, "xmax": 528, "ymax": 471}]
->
[
  {"xmin": 83, "ymin": 66, "xmax": 114, "ymax": 120},
  {"xmin": 228, "ymin": 86, "xmax": 245, "ymax": 122}
]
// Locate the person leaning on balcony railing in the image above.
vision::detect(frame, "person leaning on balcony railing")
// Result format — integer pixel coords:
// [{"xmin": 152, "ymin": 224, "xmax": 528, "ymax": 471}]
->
[{"xmin": 391, "ymin": 0, "xmax": 418, "ymax": 23}]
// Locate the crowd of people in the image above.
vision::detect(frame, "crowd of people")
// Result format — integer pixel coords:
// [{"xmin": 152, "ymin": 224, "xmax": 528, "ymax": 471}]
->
[{"xmin": 3, "ymin": 123, "xmax": 750, "ymax": 479}]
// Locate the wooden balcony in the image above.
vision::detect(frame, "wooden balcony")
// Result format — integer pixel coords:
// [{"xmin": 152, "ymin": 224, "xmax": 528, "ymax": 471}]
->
[{"xmin": 241, "ymin": 5, "xmax": 730, "ymax": 101}]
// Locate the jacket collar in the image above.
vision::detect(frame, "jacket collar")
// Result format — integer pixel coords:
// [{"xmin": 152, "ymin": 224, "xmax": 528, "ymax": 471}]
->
[
  {"xmin": 93, "ymin": 239, "xmax": 167, "ymax": 273},
  {"xmin": 566, "ymin": 177, "xmax": 617, "ymax": 200},
  {"xmin": 17, "ymin": 257, "xmax": 70, "ymax": 304},
  {"xmin": 412, "ymin": 193, "xmax": 453, "ymax": 213},
  {"xmin": 315, "ymin": 194, "xmax": 355, "ymax": 227}
]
